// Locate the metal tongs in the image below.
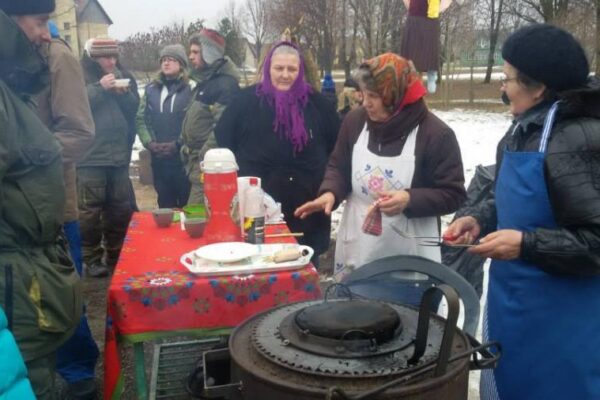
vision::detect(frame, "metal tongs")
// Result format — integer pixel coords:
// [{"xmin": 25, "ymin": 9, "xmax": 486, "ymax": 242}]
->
[{"xmin": 390, "ymin": 225, "xmax": 477, "ymax": 248}]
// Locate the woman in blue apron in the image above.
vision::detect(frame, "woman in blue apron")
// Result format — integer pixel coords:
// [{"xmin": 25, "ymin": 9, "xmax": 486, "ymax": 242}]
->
[{"xmin": 445, "ymin": 24, "xmax": 600, "ymax": 399}]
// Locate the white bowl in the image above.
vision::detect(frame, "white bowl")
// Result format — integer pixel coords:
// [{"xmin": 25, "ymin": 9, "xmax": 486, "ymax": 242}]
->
[{"xmin": 114, "ymin": 78, "xmax": 130, "ymax": 88}]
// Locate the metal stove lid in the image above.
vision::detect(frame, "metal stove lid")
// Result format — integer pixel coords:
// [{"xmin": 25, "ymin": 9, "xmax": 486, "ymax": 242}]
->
[
  {"xmin": 295, "ymin": 300, "xmax": 401, "ymax": 343},
  {"xmin": 251, "ymin": 300, "xmax": 450, "ymax": 377}
]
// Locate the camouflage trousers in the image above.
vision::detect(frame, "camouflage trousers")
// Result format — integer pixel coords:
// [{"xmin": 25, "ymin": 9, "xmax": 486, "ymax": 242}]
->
[
  {"xmin": 185, "ymin": 159, "xmax": 205, "ymax": 206},
  {"xmin": 77, "ymin": 166, "xmax": 133, "ymax": 268}
]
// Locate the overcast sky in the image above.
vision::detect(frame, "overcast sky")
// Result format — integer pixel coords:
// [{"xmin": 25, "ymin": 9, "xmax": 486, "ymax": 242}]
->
[{"xmin": 100, "ymin": 0, "xmax": 243, "ymax": 39}]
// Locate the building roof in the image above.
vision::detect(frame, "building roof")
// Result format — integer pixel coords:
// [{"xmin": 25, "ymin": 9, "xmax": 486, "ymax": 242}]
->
[{"xmin": 75, "ymin": 0, "xmax": 113, "ymax": 25}]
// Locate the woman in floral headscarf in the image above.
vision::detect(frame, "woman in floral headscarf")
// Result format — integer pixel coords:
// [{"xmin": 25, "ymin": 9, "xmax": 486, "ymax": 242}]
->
[
  {"xmin": 215, "ymin": 41, "xmax": 340, "ymax": 266},
  {"xmin": 296, "ymin": 53, "xmax": 466, "ymax": 280}
]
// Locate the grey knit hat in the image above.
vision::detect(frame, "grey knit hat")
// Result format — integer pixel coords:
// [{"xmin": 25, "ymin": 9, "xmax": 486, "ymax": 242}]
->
[
  {"xmin": 0, "ymin": 0, "xmax": 55, "ymax": 15},
  {"xmin": 189, "ymin": 28, "xmax": 225, "ymax": 65},
  {"xmin": 160, "ymin": 44, "xmax": 188, "ymax": 68}
]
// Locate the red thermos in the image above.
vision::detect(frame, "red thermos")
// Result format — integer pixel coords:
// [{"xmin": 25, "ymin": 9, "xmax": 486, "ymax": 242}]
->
[{"xmin": 201, "ymin": 149, "xmax": 242, "ymax": 244}]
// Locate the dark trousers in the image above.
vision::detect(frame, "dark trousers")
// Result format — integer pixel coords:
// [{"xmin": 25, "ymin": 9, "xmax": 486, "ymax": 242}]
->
[
  {"xmin": 77, "ymin": 166, "xmax": 133, "ymax": 267},
  {"xmin": 152, "ymin": 160, "xmax": 190, "ymax": 208},
  {"xmin": 57, "ymin": 221, "xmax": 99, "ymax": 383},
  {"xmin": 27, "ymin": 353, "xmax": 57, "ymax": 400}
]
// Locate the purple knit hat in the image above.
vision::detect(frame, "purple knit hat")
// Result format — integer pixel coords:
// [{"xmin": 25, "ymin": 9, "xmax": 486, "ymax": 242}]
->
[{"xmin": 256, "ymin": 41, "xmax": 313, "ymax": 153}]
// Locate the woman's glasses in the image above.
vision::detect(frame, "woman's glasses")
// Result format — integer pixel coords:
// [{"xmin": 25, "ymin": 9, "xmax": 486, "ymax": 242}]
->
[{"xmin": 500, "ymin": 76, "xmax": 518, "ymax": 85}]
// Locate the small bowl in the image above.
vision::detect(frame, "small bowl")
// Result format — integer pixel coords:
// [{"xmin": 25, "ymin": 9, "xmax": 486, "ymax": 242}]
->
[
  {"xmin": 152, "ymin": 208, "xmax": 174, "ymax": 228},
  {"xmin": 114, "ymin": 78, "xmax": 130, "ymax": 88},
  {"xmin": 184, "ymin": 218, "xmax": 206, "ymax": 238}
]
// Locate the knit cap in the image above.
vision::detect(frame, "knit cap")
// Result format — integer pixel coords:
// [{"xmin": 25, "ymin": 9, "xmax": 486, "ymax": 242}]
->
[
  {"xmin": 502, "ymin": 24, "xmax": 589, "ymax": 91},
  {"xmin": 190, "ymin": 28, "xmax": 225, "ymax": 65},
  {"xmin": 85, "ymin": 37, "xmax": 119, "ymax": 58},
  {"xmin": 0, "ymin": 0, "xmax": 55, "ymax": 15},
  {"xmin": 160, "ymin": 44, "xmax": 188, "ymax": 68}
]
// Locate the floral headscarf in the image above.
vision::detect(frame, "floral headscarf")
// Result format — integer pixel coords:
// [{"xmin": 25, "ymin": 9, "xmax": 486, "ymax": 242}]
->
[{"xmin": 361, "ymin": 53, "xmax": 427, "ymax": 115}]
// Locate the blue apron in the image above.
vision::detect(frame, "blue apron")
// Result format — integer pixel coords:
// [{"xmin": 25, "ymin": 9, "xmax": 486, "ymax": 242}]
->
[{"xmin": 481, "ymin": 102, "xmax": 600, "ymax": 400}]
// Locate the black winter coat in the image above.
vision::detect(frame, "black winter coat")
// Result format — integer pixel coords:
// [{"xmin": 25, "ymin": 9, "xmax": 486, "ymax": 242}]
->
[
  {"xmin": 469, "ymin": 77, "xmax": 600, "ymax": 276},
  {"xmin": 215, "ymin": 85, "xmax": 340, "ymax": 244},
  {"xmin": 80, "ymin": 55, "xmax": 139, "ymax": 167}
]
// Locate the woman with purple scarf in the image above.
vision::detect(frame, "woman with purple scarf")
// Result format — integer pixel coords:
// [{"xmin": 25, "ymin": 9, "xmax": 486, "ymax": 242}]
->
[{"xmin": 215, "ymin": 42, "xmax": 340, "ymax": 266}]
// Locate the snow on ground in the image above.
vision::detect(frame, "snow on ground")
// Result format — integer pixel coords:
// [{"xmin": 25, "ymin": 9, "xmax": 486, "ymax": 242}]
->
[{"xmin": 433, "ymin": 108, "xmax": 510, "ymax": 183}]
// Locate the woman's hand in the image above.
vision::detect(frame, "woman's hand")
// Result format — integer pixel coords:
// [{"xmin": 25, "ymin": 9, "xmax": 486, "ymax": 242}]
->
[
  {"xmin": 377, "ymin": 190, "xmax": 410, "ymax": 216},
  {"xmin": 468, "ymin": 230, "xmax": 523, "ymax": 260},
  {"xmin": 443, "ymin": 216, "xmax": 481, "ymax": 244},
  {"xmin": 294, "ymin": 192, "xmax": 336, "ymax": 219}
]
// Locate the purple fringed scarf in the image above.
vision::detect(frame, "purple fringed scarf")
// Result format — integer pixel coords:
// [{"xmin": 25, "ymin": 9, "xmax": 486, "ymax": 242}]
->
[{"xmin": 256, "ymin": 41, "xmax": 313, "ymax": 153}]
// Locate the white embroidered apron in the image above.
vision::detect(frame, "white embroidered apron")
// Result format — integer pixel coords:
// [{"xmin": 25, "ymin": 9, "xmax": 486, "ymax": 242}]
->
[{"xmin": 334, "ymin": 122, "xmax": 440, "ymax": 281}]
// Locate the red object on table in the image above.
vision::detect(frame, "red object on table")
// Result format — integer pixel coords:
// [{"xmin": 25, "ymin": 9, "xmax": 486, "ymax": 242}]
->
[
  {"xmin": 203, "ymin": 170, "xmax": 241, "ymax": 243},
  {"xmin": 104, "ymin": 212, "xmax": 321, "ymax": 399}
]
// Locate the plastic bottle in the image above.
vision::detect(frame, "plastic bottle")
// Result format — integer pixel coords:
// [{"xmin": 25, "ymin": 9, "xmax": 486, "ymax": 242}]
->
[{"xmin": 243, "ymin": 177, "xmax": 265, "ymax": 244}]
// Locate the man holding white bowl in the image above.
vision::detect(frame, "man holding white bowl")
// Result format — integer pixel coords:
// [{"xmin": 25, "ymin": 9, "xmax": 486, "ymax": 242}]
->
[{"xmin": 78, "ymin": 37, "xmax": 140, "ymax": 278}]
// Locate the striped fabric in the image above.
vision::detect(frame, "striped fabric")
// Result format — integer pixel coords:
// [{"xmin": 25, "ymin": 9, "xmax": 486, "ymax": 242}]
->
[
  {"xmin": 85, "ymin": 38, "xmax": 118, "ymax": 58},
  {"xmin": 480, "ymin": 302, "xmax": 501, "ymax": 400},
  {"xmin": 362, "ymin": 205, "xmax": 382, "ymax": 236},
  {"xmin": 362, "ymin": 199, "xmax": 385, "ymax": 236}
]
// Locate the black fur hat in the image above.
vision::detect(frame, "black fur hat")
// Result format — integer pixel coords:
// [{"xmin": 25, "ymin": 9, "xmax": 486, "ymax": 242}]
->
[
  {"xmin": 502, "ymin": 24, "xmax": 589, "ymax": 91},
  {"xmin": 0, "ymin": 0, "xmax": 56, "ymax": 15}
]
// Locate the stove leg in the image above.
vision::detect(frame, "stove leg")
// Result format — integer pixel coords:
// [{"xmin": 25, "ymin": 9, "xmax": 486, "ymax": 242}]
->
[{"xmin": 134, "ymin": 342, "xmax": 149, "ymax": 399}]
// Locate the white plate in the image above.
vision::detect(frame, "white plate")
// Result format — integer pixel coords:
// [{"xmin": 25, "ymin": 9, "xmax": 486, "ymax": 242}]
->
[
  {"xmin": 180, "ymin": 244, "xmax": 314, "ymax": 276},
  {"xmin": 194, "ymin": 242, "xmax": 258, "ymax": 263}
]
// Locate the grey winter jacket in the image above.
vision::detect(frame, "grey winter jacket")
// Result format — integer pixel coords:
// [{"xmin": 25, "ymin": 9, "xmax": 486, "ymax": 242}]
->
[{"xmin": 180, "ymin": 57, "xmax": 240, "ymax": 170}]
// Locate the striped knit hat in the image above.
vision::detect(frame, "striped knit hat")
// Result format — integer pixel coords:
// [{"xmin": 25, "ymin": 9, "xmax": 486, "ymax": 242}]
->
[
  {"xmin": 189, "ymin": 28, "xmax": 225, "ymax": 65},
  {"xmin": 84, "ymin": 37, "xmax": 119, "ymax": 58}
]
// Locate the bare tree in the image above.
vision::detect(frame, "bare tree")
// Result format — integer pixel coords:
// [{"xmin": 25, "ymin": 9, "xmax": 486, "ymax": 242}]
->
[
  {"xmin": 267, "ymin": 0, "xmax": 338, "ymax": 74},
  {"xmin": 338, "ymin": 0, "xmax": 359, "ymax": 78},
  {"xmin": 244, "ymin": 0, "xmax": 273, "ymax": 65},
  {"xmin": 120, "ymin": 20, "xmax": 204, "ymax": 78},
  {"xmin": 507, "ymin": 0, "xmax": 570, "ymax": 25},
  {"xmin": 482, "ymin": 0, "xmax": 506, "ymax": 83},
  {"xmin": 218, "ymin": 1, "xmax": 247, "ymax": 67},
  {"xmin": 348, "ymin": 0, "xmax": 375, "ymax": 57},
  {"xmin": 348, "ymin": 0, "xmax": 405, "ymax": 58}
]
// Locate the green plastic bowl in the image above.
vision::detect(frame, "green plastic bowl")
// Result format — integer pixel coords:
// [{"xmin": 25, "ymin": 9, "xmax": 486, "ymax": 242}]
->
[{"xmin": 183, "ymin": 204, "xmax": 206, "ymax": 219}]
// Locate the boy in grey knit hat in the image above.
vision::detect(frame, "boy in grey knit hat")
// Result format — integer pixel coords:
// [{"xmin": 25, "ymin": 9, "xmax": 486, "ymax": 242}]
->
[{"xmin": 180, "ymin": 28, "xmax": 240, "ymax": 205}]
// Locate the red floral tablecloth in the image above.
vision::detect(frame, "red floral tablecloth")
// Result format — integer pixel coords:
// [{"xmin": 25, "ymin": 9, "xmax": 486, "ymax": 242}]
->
[{"xmin": 104, "ymin": 212, "xmax": 321, "ymax": 399}]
